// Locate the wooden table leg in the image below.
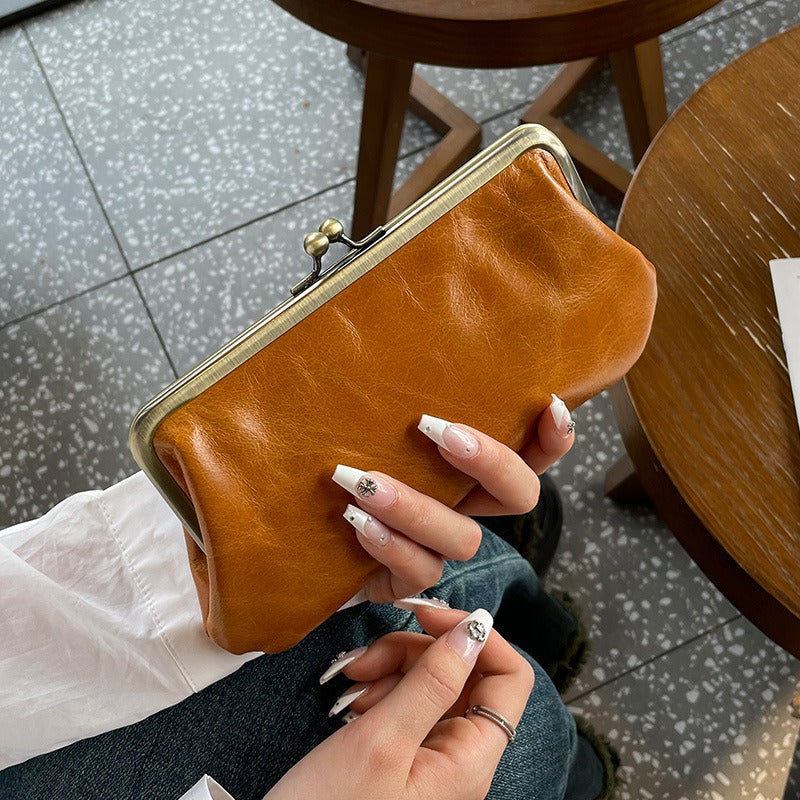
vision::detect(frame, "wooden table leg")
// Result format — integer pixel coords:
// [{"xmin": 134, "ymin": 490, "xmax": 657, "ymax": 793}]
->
[
  {"xmin": 609, "ymin": 38, "xmax": 668, "ymax": 165},
  {"xmin": 352, "ymin": 51, "xmax": 414, "ymax": 239},
  {"xmin": 609, "ymin": 379, "xmax": 800, "ymax": 659},
  {"xmin": 605, "ymin": 450, "xmax": 650, "ymax": 505}
]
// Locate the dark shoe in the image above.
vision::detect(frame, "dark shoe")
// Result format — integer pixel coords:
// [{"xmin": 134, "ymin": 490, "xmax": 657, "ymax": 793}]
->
[
  {"xmin": 472, "ymin": 472, "xmax": 563, "ymax": 579},
  {"xmin": 569, "ymin": 717, "xmax": 623, "ymax": 800}
]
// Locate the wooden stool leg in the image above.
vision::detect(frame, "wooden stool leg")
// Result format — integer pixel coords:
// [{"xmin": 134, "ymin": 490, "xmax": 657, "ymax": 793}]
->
[
  {"xmin": 348, "ymin": 46, "xmax": 481, "ymax": 234},
  {"xmin": 609, "ymin": 38, "xmax": 668, "ymax": 165},
  {"xmin": 520, "ymin": 60, "xmax": 631, "ymax": 203},
  {"xmin": 352, "ymin": 51, "xmax": 414, "ymax": 238}
]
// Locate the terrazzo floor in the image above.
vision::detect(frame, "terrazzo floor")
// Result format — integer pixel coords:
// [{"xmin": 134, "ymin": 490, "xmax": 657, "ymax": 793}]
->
[{"xmin": 1, "ymin": 0, "xmax": 799, "ymax": 797}]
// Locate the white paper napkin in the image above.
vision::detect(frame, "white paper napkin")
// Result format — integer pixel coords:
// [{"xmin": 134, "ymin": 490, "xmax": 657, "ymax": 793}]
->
[{"xmin": 769, "ymin": 258, "xmax": 800, "ymax": 435}]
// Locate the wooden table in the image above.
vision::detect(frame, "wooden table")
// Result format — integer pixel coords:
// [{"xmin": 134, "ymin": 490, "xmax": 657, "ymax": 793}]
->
[
  {"xmin": 271, "ymin": 0, "xmax": 721, "ymax": 236},
  {"xmin": 609, "ymin": 25, "xmax": 800, "ymax": 658}
]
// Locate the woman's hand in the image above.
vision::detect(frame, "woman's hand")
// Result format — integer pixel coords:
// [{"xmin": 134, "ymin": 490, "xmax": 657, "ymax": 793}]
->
[
  {"xmin": 264, "ymin": 606, "xmax": 534, "ymax": 800},
  {"xmin": 332, "ymin": 395, "xmax": 575, "ymax": 603}
]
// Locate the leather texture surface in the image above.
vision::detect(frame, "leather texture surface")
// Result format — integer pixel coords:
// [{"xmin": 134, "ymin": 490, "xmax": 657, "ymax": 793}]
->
[{"xmin": 153, "ymin": 148, "xmax": 657, "ymax": 654}]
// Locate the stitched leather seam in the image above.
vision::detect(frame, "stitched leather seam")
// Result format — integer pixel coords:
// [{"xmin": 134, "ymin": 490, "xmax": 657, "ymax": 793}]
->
[{"xmin": 97, "ymin": 495, "xmax": 198, "ymax": 693}]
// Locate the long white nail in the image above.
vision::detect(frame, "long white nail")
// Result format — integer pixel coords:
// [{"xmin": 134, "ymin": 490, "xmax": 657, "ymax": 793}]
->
[
  {"xmin": 319, "ymin": 646, "xmax": 369, "ymax": 685},
  {"xmin": 549, "ymin": 394, "xmax": 574, "ymax": 438},
  {"xmin": 393, "ymin": 596, "xmax": 450, "ymax": 611},
  {"xmin": 337, "ymin": 588, "xmax": 368, "ymax": 612},
  {"xmin": 418, "ymin": 414, "xmax": 479, "ymax": 459},
  {"xmin": 328, "ymin": 686, "xmax": 369, "ymax": 717},
  {"xmin": 332, "ymin": 464, "xmax": 397, "ymax": 508},
  {"xmin": 343, "ymin": 504, "xmax": 391, "ymax": 546},
  {"xmin": 342, "ymin": 711, "xmax": 362, "ymax": 724}
]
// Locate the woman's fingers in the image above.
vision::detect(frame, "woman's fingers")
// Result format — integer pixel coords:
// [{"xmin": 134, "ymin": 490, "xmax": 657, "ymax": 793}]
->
[
  {"xmin": 341, "ymin": 509, "xmax": 445, "ymax": 602},
  {"xmin": 453, "ymin": 395, "xmax": 574, "ymax": 515},
  {"xmin": 331, "ymin": 402, "xmax": 575, "ymax": 600},
  {"xmin": 365, "ymin": 609, "xmax": 497, "ymax": 747},
  {"xmin": 418, "ymin": 415, "xmax": 541, "ymax": 517},
  {"xmin": 327, "ymin": 605, "xmax": 534, "ymax": 789},
  {"xmin": 404, "ymin": 606, "xmax": 534, "ymax": 766},
  {"xmin": 334, "ymin": 466, "xmax": 482, "ymax": 562}
]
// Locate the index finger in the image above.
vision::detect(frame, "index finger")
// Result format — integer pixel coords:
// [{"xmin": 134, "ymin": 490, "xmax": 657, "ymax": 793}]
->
[
  {"xmin": 412, "ymin": 605, "xmax": 534, "ymax": 749},
  {"xmin": 364, "ymin": 609, "xmax": 495, "ymax": 746}
]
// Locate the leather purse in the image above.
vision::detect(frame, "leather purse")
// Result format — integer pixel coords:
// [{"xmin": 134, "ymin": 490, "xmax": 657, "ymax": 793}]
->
[{"xmin": 129, "ymin": 125, "xmax": 657, "ymax": 655}]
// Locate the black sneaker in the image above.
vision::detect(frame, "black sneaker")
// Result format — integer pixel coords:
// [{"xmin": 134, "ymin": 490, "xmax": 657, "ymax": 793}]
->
[{"xmin": 471, "ymin": 472, "xmax": 563, "ymax": 579}]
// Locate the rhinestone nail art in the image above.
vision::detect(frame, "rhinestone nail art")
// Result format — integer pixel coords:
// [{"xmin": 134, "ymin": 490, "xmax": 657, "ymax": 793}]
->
[
  {"xmin": 356, "ymin": 476, "xmax": 378, "ymax": 498},
  {"xmin": 467, "ymin": 620, "xmax": 488, "ymax": 643}
]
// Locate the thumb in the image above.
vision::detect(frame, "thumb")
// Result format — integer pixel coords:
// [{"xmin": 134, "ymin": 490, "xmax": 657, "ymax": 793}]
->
[{"xmin": 367, "ymin": 609, "xmax": 493, "ymax": 746}]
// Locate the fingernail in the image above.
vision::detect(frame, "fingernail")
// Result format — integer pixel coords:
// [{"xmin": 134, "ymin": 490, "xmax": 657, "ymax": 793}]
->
[
  {"xmin": 319, "ymin": 646, "xmax": 369, "ymax": 685},
  {"xmin": 418, "ymin": 414, "xmax": 480, "ymax": 459},
  {"xmin": 332, "ymin": 465, "xmax": 398, "ymax": 508},
  {"xmin": 342, "ymin": 711, "xmax": 362, "ymax": 724},
  {"xmin": 393, "ymin": 596, "xmax": 450, "ymax": 611},
  {"xmin": 447, "ymin": 608, "xmax": 493, "ymax": 663},
  {"xmin": 328, "ymin": 685, "xmax": 369, "ymax": 717},
  {"xmin": 343, "ymin": 504, "xmax": 391, "ymax": 547},
  {"xmin": 337, "ymin": 587, "xmax": 368, "ymax": 611},
  {"xmin": 549, "ymin": 394, "xmax": 575, "ymax": 438}
]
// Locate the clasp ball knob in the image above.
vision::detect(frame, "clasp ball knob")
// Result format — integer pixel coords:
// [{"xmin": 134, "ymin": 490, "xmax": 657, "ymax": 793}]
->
[
  {"xmin": 303, "ymin": 231, "xmax": 330, "ymax": 259},
  {"xmin": 319, "ymin": 218, "xmax": 344, "ymax": 242}
]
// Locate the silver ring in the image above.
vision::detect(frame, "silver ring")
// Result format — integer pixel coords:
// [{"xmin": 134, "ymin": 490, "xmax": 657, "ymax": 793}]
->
[{"xmin": 466, "ymin": 704, "xmax": 517, "ymax": 743}]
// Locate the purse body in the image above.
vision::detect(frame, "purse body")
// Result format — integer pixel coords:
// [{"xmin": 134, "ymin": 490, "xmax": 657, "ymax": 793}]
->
[{"xmin": 131, "ymin": 126, "xmax": 657, "ymax": 654}]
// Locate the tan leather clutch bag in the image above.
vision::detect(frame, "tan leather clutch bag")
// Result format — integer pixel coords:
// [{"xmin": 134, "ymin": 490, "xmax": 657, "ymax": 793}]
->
[{"xmin": 129, "ymin": 125, "xmax": 656, "ymax": 655}]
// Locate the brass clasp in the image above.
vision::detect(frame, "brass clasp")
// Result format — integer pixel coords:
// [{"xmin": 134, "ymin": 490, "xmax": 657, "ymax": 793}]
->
[{"xmin": 291, "ymin": 218, "xmax": 384, "ymax": 296}]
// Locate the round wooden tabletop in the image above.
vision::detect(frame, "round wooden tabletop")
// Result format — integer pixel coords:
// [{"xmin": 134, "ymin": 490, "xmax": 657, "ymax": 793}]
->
[
  {"xmin": 616, "ymin": 25, "xmax": 800, "ymax": 652},
  {"xmin": 271, "ymin": 0, "xmax": 720, "ymax": 66}
]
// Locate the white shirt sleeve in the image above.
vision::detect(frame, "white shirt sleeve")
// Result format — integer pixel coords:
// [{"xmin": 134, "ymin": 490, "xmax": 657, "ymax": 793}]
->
[
  {"xmin": 179, "ymin": 775, "xmax": 237, "ymax": 800},
  {"xmin": 0, "ymin": 471, "xmax": 260, "ymax": 772}
]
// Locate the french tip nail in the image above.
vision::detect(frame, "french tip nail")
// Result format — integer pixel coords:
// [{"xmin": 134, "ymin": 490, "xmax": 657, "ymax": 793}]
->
[
  {"xmin": 342, "ymin": 504, "xmax": 370, "ymax": 531},
  {"xmin": 549, "ymin": 393, "xmax": 572, "ymax": 436},
  {"xmin": 332, "ymin": 464, "xmax": 363, "ymax": 491},
  {"xmin": 337, "ymin": 587, "xmax": 368, "ymax": 612},
  {"xmin": 342, "ymin": 711, "xmax": 362, "ymax": 724},
  {"xmin": 319, "ymin": 645, "xmax": 368, "ymax": 684},
  {"xmin": 418, "ymin": 414, "xmax": 449, "ymax": 448},
  {"xmin": 448, "ymin": 608, "xmax": 494, "ymax": 662},
  {"xmin": 328, "ymin": 686, "xmax": 368, "ymax": 717},
  {"xmin": 393, "ymin": 596, "xmax": 450, "ymax": 611}
]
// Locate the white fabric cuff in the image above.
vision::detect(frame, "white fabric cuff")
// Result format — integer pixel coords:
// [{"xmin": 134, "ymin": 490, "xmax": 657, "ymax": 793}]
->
[{"xmin": 178, "ymin": 775, "xmax": 237, "ymax": 800}]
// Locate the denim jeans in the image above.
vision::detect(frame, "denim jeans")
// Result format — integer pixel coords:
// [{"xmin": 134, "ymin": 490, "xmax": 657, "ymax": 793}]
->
[{"xmin": 0, "ymin": 526, "xmax": 604, "ymax": 800}]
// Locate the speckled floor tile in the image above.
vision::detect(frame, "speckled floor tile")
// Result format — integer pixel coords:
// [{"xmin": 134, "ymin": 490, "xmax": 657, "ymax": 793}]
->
[
  {"xmin": 569, "ymin": 617, "xmax": 800, "ymax": 799},
  {"xmin": 545, "ymin": 391, "xmax": 739, "ymax": 699},
  {"xmin": 662, "ymin": 0, "xmax": 799, "ymax": 111},
  {"xmin": 25, "ymin": 0, "xmax": 438, "ymax": 269},
  {"xmin": 0, "ymin": 278, "xmax": 175, "ymax": 526},
  {"xmin": 136, "ymin": 180, "xmax": 356, "ymax": 374},
  {"xmin": 415, "ymin": 63, "xmax": 560, "ymax": 124},
  {"xmin": 664, "ymin": 0, "xmax": 766, "ymax": 43},
  {"xmin": 0, "ymin": 28, "xmax": 124, "ymax": 326}
]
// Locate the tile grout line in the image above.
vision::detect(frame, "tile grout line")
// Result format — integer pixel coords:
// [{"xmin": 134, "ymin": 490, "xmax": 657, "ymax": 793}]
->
[
  {"xmin": 0, "ymin": 273, "xmax": 130, "ymax": 333},
  {"xmin": 564, "ymin": 612, "xmax": 743, "ymax": 705},
  {"xmin": 21, "ymin": 25, "xmax": 179, "ymax": 378},
  {"xmin": 662, "ymin": 0, "xmax": 770, "ymax": 45}
]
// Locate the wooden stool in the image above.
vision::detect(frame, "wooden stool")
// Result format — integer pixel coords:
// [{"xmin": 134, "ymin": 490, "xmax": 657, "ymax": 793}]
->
[
  {"xmin": 606, "ymin": 26, "xmax": 800, "ymax": 658},
  {"xmin": 271, "ymin": 0, "xmax": 720, "ymax": 236}
]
